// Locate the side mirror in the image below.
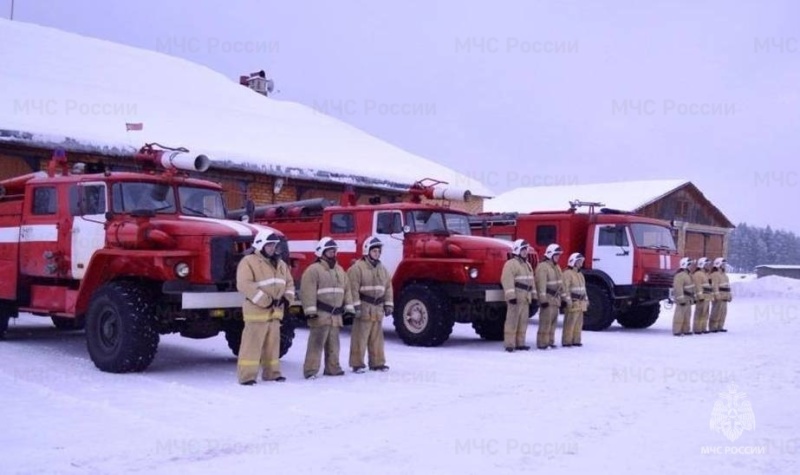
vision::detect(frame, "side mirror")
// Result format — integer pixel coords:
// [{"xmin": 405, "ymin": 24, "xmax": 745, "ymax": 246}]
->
[{"xmin": 402, "ymin": 225, "xmax": 412, "ymax": 234}]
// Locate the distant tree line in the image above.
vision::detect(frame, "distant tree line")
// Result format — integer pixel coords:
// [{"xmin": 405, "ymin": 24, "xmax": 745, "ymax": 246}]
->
[{"xmin": 727, "ymin": 223, "xmax": 800, "ymax": 272}]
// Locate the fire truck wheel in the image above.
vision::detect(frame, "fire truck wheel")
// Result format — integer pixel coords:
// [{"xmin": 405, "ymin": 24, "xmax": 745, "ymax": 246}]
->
[
  {"xmin": 393, "ymin": 283, "xmax": 454, "ymax": 346},
  {"xmin": 471, "ymin": 307, "xmax": 505, "ymax": 341},
  {"xmin": 582, "ymin": 283, "xmax": 615, "ymax": 331},
  {"xmin": 616, "ymin": 303, "xmax": 660, "ymax": 329},
  {"xmin": 52, "ymin": 316, "xmax": 86, "ymax": 331},
  {"xmin": 86, "ymin": 283, "xmax": 160, "ymax": 373},
  {"xmin": 0, "ymin": 307, "xmax": 12, "ymax": 339},
  {"xmin": 224, "ymin": 320, "xmax": 295, "ymax": 358}
]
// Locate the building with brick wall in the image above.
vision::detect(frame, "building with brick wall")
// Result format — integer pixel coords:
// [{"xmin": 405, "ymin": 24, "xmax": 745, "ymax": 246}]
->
[
  {"xmin": 0, "ymin": 19, "xmax": 490, "ymax": 214},
  {"xmin": 484, "ymin": 179, "xmax": 734, "ymax": 259}
]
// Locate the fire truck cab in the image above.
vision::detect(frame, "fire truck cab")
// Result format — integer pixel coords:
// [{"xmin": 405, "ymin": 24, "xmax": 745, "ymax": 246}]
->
[
  {"xmin": 234, "ymin": 179, "xmax": 515, "ymax": 347},
  {"xmin": 0, "ymin": 146, "xmax": 296, "ymax": 373},
  {"xmin": 470, "ymin": 201, "xmax": 679, "ymax": 331}
]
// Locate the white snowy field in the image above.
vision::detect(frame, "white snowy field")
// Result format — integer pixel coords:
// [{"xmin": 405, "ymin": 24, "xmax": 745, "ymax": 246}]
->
[{"xmin": 2, "ymin": 277, "xmax": 799, "ymax": 475}]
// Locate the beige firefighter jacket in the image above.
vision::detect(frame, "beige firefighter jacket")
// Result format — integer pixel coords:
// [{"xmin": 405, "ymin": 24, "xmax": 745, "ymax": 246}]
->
[
  {"xmin": 501, "ymin": 256, "xmax": 535, "ymax": 305},
  {"xmin": 300, "ymin": 259, "xmax": 355, "ymax": 328},
  {"xmin": 347, "ymin": 258, "xmax": 394, "ymax": 322},
  {"xmin": 562, "ymin": 267, "xmax": 589, "ymax": 312},
  {"xmin": 535, "ymin": 259, "xmax": 565, "ymax": 306},
  {"xmin": 692, "ymin": 269, "xmax": 712, "ymax": 302},
  {"xmin": 236, "ymin": 253, "xmax": 296, "ymax": 322},
  {"xmin": 673, "ymin": 270, "xmax": 696, "ymax": 305},
  {"xmin": 710, "ymin": 270, "xmax": 732, "ymax": 302}
]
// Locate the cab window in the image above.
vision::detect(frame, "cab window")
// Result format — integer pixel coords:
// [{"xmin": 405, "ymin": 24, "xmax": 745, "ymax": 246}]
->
[{"xmin": 32, "ymin": 187, "xmax": 57, "ymax": 215}]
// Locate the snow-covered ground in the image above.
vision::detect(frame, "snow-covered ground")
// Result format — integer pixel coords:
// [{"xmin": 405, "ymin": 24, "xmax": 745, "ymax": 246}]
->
[{"xmin": 2, "ymin": 276, "xmax": 798, "ymax": 474}]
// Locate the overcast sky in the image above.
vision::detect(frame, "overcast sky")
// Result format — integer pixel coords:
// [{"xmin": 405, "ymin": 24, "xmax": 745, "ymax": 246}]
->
[{"xmin": 3, "ymin": 0, "xmax": 799, "ymax": 233}]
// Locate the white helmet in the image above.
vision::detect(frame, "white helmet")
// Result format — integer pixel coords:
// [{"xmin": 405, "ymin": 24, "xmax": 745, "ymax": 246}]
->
[
  {"xmin": 512, "ymin": 239, "xmax": 530, "ymax": 256},
  {"xmin": 568, "ymin": 252, "xmax": 584, "ymax": 267},
  {"xmin": 697, "ymin": 257, "xmax": 709, "ymax": 268},
  {"xmin": 713, "ymin": 257, "xmax": 726, "ymax": 269},
  {"xmin": 544, "ymin": 243, "xmax": 563, "ymax": 260},
  {"xmin": 362, "ymin": 235, "xmax": 383, "ymax": 256},
  {"xmin": 314, "ymin": 236, "xmax": 338, "ymax": 258},
  {"xmin": 252, "ymin": 229, "xmax": 281, "ymax": 252},
  {"xmin": 679, "ymin": 257, "xmax": 695, "ymax": 269}
]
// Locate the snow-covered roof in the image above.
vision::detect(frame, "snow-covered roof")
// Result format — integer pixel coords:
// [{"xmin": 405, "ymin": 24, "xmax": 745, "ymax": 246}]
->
[
  {"xmin": 756, "ymin": 265, "xmax": 800, "ymax": 270},
  {"xmin": 0, "ymin": 19, "xmax": 492, "ymax": 197},
  {"xmin": 484, "ymin": 179, "xmax": 690, "ymax": 213}
]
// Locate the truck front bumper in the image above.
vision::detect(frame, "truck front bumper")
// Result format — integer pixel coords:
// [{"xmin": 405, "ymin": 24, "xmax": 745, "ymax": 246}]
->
[
  {"xmin": 162, "ymin": 281, "xmax": 244, "ymax": 310},
  {"xmin": 440, "ymin": 283, "xmax": 506, "ymax": 303}
]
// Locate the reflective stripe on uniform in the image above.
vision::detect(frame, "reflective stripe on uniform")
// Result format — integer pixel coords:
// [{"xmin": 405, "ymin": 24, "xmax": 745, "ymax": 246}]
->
[
  {"xmin": 238, "ymin": 359, "xmax": 259, "ymax": 367},
  {"xmin": 384, "ymin": 300, "xmax": 394, "ymax": 306},
  {"xmin": 317, "ymin": 287, "xmax": 345, "ymax": 295},
  {"xmin": 304, "ymin": 306, "xmax": 317, "ymax": 314},
  {"xmin": 360, "ymin": 285, "xmax": 385, "ymax": 293},
  {"xmin": 257, "ymin": 278, "xmax": 286, "ymax": 286},
  {"xmin": 252, "ymin": 290, "xmax": 265, "ymax": 304},
  {"xmin": 515, "ymin": 276, "xmax": 533, "ymax": 281}
]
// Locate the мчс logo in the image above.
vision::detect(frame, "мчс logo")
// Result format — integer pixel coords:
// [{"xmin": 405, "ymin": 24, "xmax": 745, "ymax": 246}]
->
[{"xmin": 709, "ymin": 383, "xmax": 756, "ymax": 442}]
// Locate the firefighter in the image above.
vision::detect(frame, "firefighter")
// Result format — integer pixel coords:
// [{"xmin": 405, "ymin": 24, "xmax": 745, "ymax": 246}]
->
[
  {"xmin": 300, "ymin": 236, "xmax": 355, "ymax": 379},
  {"xmin": 535, "ymin": 243, "xmax": 565, "ymax": 349},
  {"xmin": 348, "ymin": 235, "xmax": 394, "ymax": 372},
  {"xmin": 692, "ymin": 257, "xmax": 713, "ymax": 334},
  {"xmin": 562, "ymin": 252, "xmax": 588, "ymax": 347},
  {"xmin": 501, "ymin": 239, "xmax": 535, "ymax": 352},
  {"xmin": 709, "ymin": 257, "xmax": 732, "ymax": 333},
  {"xmin": 672, "ymin": 257, "xmax": 697, "ymax": 336},
  {"xmin": 235, "ymin": 230, "xmax": 295, "ymax": 385}
]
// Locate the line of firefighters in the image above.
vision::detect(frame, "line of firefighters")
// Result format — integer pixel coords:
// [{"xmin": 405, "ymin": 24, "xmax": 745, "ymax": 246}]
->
[
  {"xmin": 232, "ymin": 231, "xmax": 733, "ymax": 385},
  {"xmin": 671, "ymin": 256, "xmax": 733, "ymax": 336}
]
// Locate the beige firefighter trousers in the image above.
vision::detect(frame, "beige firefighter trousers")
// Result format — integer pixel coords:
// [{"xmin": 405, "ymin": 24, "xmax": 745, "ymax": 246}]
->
[
  {"xmin": 304, "ymin": 324, "xmax": 343, "ymax": 378},
  {"xmin": 349, "ymin": 318, "xmax": 386, "ymax": 369},
  {"xmin": 562, "ymin": 309, "xmax": 583, "ymax": 346},
  {"xmin": 504, "ymin": 302, "xmax": 530, "ymax": 349},
  {"xmin": 709, "ymin": 301, "xmax": 728, "ymax": 331},
  {"xmin": 537, "ymin": 305, "xmax": 559, "ymax": 348},
  {"xmin": 672, "ymin": 302, "xmax": 693, "ymax": 335},
  {"xmin": 237, "ymin": 319, "xmax": 282, "ymax": 383},
  {"xmin": 693, "ymin": 299, "xmax": 710, "ymax": 333}
]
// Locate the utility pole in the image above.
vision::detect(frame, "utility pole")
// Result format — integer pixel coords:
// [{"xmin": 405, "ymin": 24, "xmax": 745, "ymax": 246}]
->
[{"xmin": 10, "ymin": 0, "xmax": 15, "ymax": 20}]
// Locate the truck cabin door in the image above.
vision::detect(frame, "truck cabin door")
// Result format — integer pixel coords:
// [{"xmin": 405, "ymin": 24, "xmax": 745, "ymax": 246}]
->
[
  {"xmin": 69, "ymin": 182, "xmax": 108, "ymax": 279},
  {"xmin": 590, "ymin": 224, "xmax": 634, "ymax": 286},
  {"xmin": 20, "ymin": 185, "xmax": 61, "ymax": 278},
  {"xmin": 373, "ymin": 210, "xmax": 404, "ymax": 275}
]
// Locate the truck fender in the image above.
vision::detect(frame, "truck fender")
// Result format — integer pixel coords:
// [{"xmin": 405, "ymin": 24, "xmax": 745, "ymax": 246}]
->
[
  {"xmin": 74, "ymin": 249, "xmax": 194, "ymax": 315},
  {"xmin": 582, "ymin": 269, "xmax": 615, "ymax": 297}
]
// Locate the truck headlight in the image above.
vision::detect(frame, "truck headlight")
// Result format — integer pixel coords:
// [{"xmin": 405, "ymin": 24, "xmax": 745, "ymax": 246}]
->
[
  {"xmin": 174, "ymin": 262, "xmax": 190, "ymax": 278},
  {"xmin": 468, "ymin": 267, "xmax": 479, "ymax": 279}
]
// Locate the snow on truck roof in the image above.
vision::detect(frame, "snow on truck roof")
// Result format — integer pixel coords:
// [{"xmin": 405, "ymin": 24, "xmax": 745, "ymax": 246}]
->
[
  {"xmin": 484, "ymin": 179, "xmax": 690, "ymax": 213},
  {"xmin": 0, "ymin": 19, "xmax": 491, "ymax": 197}
]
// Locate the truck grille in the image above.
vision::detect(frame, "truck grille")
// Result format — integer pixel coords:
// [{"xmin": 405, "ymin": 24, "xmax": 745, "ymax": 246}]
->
[
  {"xmin": 645, "ymin": 271, "xmax": 673, "ymax": 287},
  {"xmin": 210, "ymin": 235, "xmax": 291, "ymax": 284}
]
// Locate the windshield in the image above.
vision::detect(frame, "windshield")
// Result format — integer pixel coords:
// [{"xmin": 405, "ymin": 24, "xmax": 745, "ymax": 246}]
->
[
  {"xmin": 630, "ymin": 223, "xmax": 677, "ymax": 251},
  {"xmin": 112, "ymin": 182, "xmax": 176, "ymax": 214},
  {"xmin": 405, "ymin": 210, "xmax": 471, "ymax": 234},
  {"xmin": 112, "ymin": 182, "xmax": 226, "ymax": 218},
  {"xmin": 179, "ymin": 186, "xmax": 226, "ymax": 219}
]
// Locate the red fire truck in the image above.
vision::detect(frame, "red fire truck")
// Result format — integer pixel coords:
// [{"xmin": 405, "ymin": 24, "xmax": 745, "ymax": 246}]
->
[
  {"xmin": 233, "ymin": 179, "xmax": 515, "ymax": 347},
  {"xmin": 0, "ymin": 145, "xmax": 296, "ymax": 372},
  {"xmin": 469, "ymin": 201, "xmax": 679, "ymax": 331}
]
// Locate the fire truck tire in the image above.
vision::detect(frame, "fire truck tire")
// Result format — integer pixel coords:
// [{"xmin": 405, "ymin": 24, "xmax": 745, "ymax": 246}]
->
[
  {"xmin": 86, "ymin": 283, "xmax": 160, "ymax": 373},
  {"xmin": 472, "ymin": 307, "xmax": 505, "ymax": 341},
  {"xmin": 52, "ymin": 316, "xmax": 86, "ymax": 331},
  {"xmin": 224, "ymin": 320, "xmax": 295, "ymax": 358},
  {"xmin": 616, "ymin": 303, "xmax": 660, "ymax": 329},
  {"xmin": 393, "ymin": 284, "xmax": 454, "ymax": 347},
  {"xmin": 583, "ymin": 283, "xmax": 615, "ymax": 331},
  {"xmin": 0, "ymin": 308, "xmax": 11, "ymax": 339}
]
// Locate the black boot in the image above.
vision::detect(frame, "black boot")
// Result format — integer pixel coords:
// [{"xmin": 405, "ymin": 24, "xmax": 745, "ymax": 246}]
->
[{"xmin": 515, "ymin": 346, "xmax": 530, "ymax": 351}]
